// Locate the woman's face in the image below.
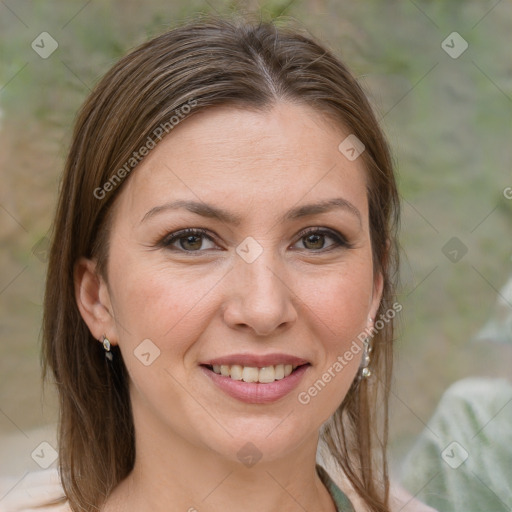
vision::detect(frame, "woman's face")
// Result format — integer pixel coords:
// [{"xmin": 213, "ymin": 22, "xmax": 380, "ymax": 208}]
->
[{"xmin": 82, "ymin": 102, "xmax": 383, "ymax": 464}]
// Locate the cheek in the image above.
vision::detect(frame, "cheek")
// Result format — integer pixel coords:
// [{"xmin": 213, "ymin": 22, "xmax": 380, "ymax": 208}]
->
[
  {"xmin": 108, "ymin": 257, "xmax": 219, "ymax": 351},
  {"xmin": 298, "ymin": 260, "xmax": 374, "ymax": 346}
]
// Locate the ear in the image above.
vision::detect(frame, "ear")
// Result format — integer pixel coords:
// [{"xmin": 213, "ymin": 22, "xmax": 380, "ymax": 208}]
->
[
  {"xmin": 369, "ymin": 238, "xmax": 390, "ymax": 321},
  {"xmin": 74, "ymin": 257, "xmax": 118, "ymax": 344},
  {"xmin": 369, "ymin": 270, "xmax": 384, "ymax": 322}
]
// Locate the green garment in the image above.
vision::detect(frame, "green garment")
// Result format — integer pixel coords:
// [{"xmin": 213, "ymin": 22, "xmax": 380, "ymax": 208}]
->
[
  {"xmin": 316, "ymin": 463, "xmax": 355, "ymax": 511},
  {"xmin": 400, "ymin": 378, "xmax": 512, "ymax": 511}
]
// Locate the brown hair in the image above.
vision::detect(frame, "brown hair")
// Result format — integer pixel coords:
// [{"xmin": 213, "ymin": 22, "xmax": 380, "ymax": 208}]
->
[{"xmin": 43, "ymin": 12, "xmax": 399, "ymax": 512}]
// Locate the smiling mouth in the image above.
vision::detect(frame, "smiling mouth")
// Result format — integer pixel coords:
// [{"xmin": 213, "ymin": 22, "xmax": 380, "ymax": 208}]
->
[{"xmin": 201, "ymin": 363, "xmax": 310, "ymax": 384}]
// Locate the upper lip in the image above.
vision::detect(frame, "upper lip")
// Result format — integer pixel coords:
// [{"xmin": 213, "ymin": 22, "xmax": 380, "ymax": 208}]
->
[{"xmin": 201, "ymin": 353, "xmax": 310, "ymax": 367}]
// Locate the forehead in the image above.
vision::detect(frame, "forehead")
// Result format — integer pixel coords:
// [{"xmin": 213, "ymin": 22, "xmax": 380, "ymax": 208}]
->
[{"xmin": 114, "ymin": 102, "xmax": 369, "ymax": 224}]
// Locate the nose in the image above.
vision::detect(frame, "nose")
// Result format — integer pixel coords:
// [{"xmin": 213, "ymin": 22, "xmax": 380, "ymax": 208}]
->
[{"xmin": 221, "ymin": 248, "xmax": 297, "ymax": 337}]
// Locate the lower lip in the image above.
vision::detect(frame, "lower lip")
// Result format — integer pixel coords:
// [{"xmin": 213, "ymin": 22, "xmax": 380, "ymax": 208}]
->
[{"xmin": 200, "ymin": 364, "xmax": 310, "ymax": 404}]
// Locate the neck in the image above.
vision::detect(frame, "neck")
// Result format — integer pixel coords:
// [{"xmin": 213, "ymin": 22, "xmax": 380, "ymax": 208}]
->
[{"xmin": 103, "ymin": 410, "xmax": 337, "ymax": 512}]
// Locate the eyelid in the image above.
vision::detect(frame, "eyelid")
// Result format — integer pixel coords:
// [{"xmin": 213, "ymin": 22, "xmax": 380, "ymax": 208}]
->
[
  {"xmin": 159, "ymin": 226, "xmax": 353, "ymax": 252},
  {"xmin": 160, "ymin": 228, "xmax": 215, "ymax": 248},
  {"xmin": 292, "ymin": 227, "xmax": 353, "ymax": 250}
]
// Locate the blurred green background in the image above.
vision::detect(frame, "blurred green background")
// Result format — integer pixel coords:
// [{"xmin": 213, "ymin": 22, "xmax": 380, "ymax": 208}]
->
[{"xmin": 1, "ymin": 0, "xmax": 511, "ymax": 484}]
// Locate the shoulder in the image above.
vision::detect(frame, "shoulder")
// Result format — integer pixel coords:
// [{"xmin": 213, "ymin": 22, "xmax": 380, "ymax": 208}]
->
[
  {"xmin": 316, "ymin": 462, "xmax": 438, "ymax": 512},
  {"xmin": 407, "ymin": 377, "xmax": 512, "ymax": 449},
  {"xmin": 400, "ymin": 378, "xmax": 512, "ymax": 510},
  {"xmin": 0, "ymin": 468, "xmax": 70, "ymax": 512},
  {"xmin": 389, "ymin": 483, "xmax": 439, "ymax": 512}
]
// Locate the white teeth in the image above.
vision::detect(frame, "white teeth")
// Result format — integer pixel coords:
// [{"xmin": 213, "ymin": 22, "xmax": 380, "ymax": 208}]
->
[
  {"xmin": 230, "ymin": 364, "xmax": 243, "ymax": 380},
  {"xmin": 258, "ymin": 366, "xmax": 276, "ymax": 383},
  {"xmin": 208, "ymin": 363, "xmax": 303, "ymax": 383},
  {"xmin": 242, "ymin": 366, "xmax": 259, "ymax": 382}
]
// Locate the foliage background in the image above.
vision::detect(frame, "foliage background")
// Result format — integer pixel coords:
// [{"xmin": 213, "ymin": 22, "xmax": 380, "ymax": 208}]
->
[{"xmin": 1, "ymin": 0, "xmax": 511, "ymax": 486}]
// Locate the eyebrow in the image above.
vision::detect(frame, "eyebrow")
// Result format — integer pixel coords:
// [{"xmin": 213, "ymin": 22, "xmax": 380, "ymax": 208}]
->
[{"xmin": 140, "ymin": 197, "xmax": 362, "ymax": 227}]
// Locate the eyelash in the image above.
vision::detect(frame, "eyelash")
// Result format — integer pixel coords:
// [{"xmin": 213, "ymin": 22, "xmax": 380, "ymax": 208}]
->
[{"xmin": 159, "ymin": 227, "xmax": 353, "ymax": 254}]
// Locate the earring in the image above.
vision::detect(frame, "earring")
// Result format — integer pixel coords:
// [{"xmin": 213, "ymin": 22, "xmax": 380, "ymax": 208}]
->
[
  {"xmin": 360, "ymin": 337, "xmax": 372, "ymax": 378},
  {"xmin": 102, "ymin": 335, "xmax": 113, "ymax": 361}
]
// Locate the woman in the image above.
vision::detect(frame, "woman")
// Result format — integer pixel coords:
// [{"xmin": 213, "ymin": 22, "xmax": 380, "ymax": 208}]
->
[{"xmin": 6, "ymin": 13, "xmax": 416, "ymax": 512}]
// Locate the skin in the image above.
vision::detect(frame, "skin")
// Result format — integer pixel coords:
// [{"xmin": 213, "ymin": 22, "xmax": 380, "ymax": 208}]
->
[{"xmin": 76, "ymin": 101, "xmax": 384, "ymax": 512}]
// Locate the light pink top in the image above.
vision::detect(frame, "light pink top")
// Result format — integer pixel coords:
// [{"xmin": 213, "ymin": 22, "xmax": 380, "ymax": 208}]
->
[{"xmin": 0, "ymin": 469, "xmax": 70, "ymax": 512}]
